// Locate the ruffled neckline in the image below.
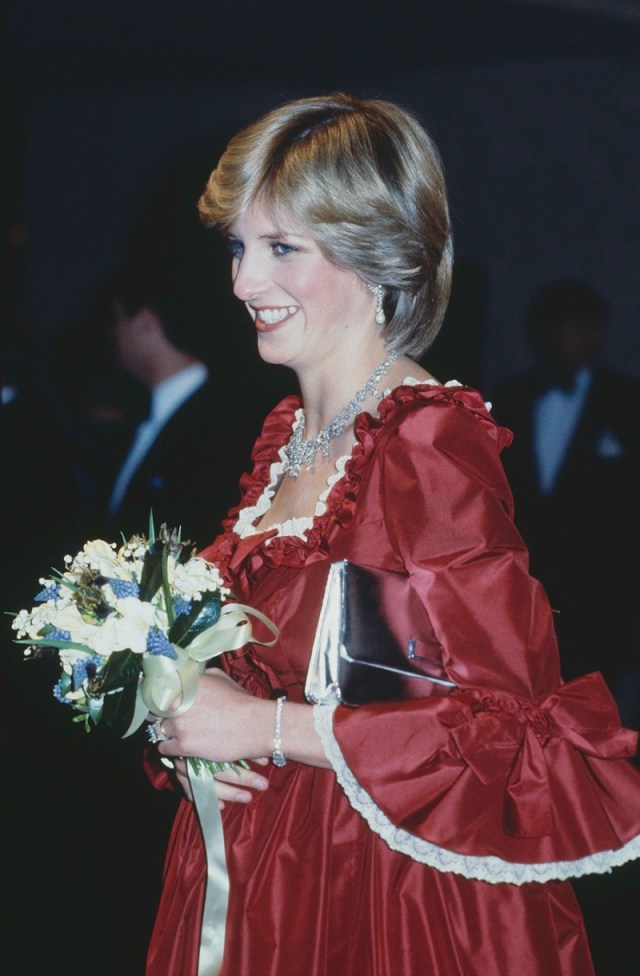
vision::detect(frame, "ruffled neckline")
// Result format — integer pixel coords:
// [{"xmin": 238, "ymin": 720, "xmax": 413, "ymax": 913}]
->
[
  {"xmin": 235, "ymin": 377, "xmax": 443, "ymax": 543},
  {"xmin": 205, "ymin": 380, "xmax": 509, "ymax": 580},
  {"xmin": 234, "ymin": 406, "xmax": 351, "ymax": 543}
]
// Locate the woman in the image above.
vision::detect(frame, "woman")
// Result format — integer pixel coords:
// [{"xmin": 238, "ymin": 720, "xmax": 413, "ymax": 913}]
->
[{"xmin": 147, "ymin": 93, "xmax": 640, "ymax": 975}]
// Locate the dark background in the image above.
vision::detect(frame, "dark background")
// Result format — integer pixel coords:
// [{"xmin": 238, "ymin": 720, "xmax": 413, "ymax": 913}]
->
[
  {"xmin": 3, "ymin": 2, "xmax": 640, "ymax": 974},
  {"xmin": 4, "ymin": 0, "xmax": 640, "ymax": 394}
]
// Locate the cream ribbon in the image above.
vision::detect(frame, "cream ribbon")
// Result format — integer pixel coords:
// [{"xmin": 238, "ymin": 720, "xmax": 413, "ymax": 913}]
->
[
  {"xmin": 124, "ymin": 602, "xmax": 278, "ymax": 974},
  {"xmin": 189, "ymin": 766, "xmax": 229, "ymax": 976},
  {"xmin": 122, "ymin": 604, "xmax": 278, "ymax": 736}
]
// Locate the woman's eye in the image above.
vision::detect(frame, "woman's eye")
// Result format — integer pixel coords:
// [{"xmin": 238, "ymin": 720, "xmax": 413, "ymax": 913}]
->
[
  {"xmin": 271, "ymin": 241, "xmax": 297, "ymax": 256},
  {"xmin": 225, "ymin": 238, "xmax": 244, "ymax": 258}
]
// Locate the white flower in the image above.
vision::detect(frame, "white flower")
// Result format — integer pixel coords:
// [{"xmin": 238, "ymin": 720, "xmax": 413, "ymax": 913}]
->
[
  {"xmin": 117, "ymin": 538, "xmax": 148, "ymax": 562},
  {"xmin": 83, "ymin": 615, "xmax": 124, "ymax": 656},
  {"xmin": 84, "ymin": 597, "xmax": 166, "ymax": 656},
  {"xmin": 12, "ymin": 604, "xmax": 59, "ymax": 639},
  {"xmin": 12, "ymin": 609, "xmax": 38, "ymax": 639},
  {"xmin": 127, "ymin": 558, "xmax": 146, "ymax": 581},
  {"xmin": 35, "ymin": 578, "xmax": 69, "ymax": 607},
  {"xmin": 54, "ymin": 603, "xmax": 95, "ymax": 638},
  {"xmin": 70, "ymin": 539, "xmax": 132, "ymax": 579},
  {"xmin": 53, "ymin": 588, "xmax": 74, "ymax": 608},
  {"xmin": 114, "ymin": 597, "xmax": 166, "ymax": 654},
  {"xmin": 172, "ymin": 558, "xmax": 228, "ymax": 601}
]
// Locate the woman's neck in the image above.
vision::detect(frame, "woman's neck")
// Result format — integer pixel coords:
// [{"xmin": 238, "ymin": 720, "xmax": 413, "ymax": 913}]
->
[{"xmin": 296, "ymin": 344, "xmax": 397, "ymax": 437}]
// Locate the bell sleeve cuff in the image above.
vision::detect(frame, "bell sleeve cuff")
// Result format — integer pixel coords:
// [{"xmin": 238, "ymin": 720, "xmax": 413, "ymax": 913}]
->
[{"xmin": 314, "ymin": 688, "xmax": 640, "ymax": 885}]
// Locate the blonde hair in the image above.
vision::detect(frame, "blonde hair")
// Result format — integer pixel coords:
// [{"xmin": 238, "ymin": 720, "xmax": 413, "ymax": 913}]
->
[{"xmin": 198, "ymin": 93, "xmax": 452, "ymax": 357}]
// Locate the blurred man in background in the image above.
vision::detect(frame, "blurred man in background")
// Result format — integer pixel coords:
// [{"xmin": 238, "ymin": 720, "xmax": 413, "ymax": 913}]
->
[
  {"xmin": 104, "ymin": 267, "xmax": 262, "ymax": 548},
  {"xmin": 493, "ymin": 279, "xmax": 640, "ymax": 728}
]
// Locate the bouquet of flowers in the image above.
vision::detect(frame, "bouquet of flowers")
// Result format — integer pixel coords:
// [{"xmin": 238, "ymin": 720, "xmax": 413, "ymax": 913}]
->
[{"xmin": 12, "ymin": 519, "xmax": 275, "ymax": 776}]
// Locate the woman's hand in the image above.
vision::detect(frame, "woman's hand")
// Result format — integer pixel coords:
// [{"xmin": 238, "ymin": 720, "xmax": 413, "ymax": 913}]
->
[
  {"xmin": 172, "ymin": 755, "xmax": 270, "ymax": 808},
  {"xmin": 151, "ymin": 667, "xmax": 332, "ymax": 773},
  {"xmin": 156, "ymin": 669, "xmax": 271, "ymax": 765}
]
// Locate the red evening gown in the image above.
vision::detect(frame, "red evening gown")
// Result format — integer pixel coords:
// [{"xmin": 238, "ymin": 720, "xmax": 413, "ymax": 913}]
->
[{"xmin": 147, "ymin": 384, "xmax": 640, "ymax": 976}]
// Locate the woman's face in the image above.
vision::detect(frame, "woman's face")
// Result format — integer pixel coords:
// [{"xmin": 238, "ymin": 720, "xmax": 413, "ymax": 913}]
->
[{"xmin": 227, "ymin": 201, "xmax": 376, "ymax": 373}]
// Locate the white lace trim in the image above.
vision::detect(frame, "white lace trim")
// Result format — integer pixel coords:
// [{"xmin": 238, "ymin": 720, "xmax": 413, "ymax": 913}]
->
[
  {"xmin": 313, "ymin": 702, "xmax": 640, "ymax": 886},
  {"xmin": 235, "ymin": 407, "xmax": 354, "ymax": 543},
  {"xmin": 235, "ymin": 378, "xmax": 440, "ymax": 543}
]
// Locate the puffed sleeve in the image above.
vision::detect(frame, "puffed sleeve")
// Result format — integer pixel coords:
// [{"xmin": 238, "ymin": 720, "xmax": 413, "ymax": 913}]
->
[{"xmin": 316, "ymin": 389, "xmax": 640, "ymax": 884}]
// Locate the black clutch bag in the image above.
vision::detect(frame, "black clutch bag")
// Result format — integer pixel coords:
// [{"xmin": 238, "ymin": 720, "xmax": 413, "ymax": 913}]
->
[{"xmin": 305, "ymin": 560, "xmax": 456, "ymax": 706}]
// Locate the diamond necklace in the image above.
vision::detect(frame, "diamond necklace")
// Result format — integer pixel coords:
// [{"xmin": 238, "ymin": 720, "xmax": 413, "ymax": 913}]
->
[{"xmin": 284, "ymin": 351, "xmax": 399, "ymax": 477}]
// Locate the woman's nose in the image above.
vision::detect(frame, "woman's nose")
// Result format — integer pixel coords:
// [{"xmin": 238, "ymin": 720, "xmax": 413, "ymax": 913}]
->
[{"xmin": 232, "ymin": 252, "xmax": 266, "ymax": 303}]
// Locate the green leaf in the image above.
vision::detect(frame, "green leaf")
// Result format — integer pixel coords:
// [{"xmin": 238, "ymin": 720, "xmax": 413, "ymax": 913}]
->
[
  {"xmin": 139, "ymin": 541, "xmax": 165, "ymax": 602},
  {"xmin": 92, "ymin": 649, "xmax": 141, "ymax": 695},
  {"xmin": 162, "ymin": 547, "xmax": 175, "ymax": 629},
  {"xmin": 169, "ymin": 594, "xmax": 221, "ymax": 647},
  {"xmin": 72, "ymin": 713, "xmax": 93, "ymax": 732},
  {"xmin": 14, "ymin": 637, "xmax": 95, "ymax": 653},
  {"xmin": 100, "ymin": 680, "xmax": 139, "ymax": 736}
]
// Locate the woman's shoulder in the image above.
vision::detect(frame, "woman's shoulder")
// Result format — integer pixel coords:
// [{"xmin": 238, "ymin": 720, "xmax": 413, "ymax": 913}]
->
[{"xmin": 376, "ymin": 380, "xmax": 513, "ymax": 455}]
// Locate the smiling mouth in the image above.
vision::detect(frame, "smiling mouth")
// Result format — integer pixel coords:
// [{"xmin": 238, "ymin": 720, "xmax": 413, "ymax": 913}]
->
[{"xmin": 253, "ymin": 306, "xmax": 299, "ymax": 331}]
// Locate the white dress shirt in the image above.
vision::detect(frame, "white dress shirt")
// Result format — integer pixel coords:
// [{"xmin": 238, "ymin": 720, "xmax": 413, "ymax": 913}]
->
[
  {"xmin": 533, "ymin": 367, "xmax": 592, "ymax": 495},
  {"xmin": 108, "ymin": 363, "xmax": 208, "ymax": 517}
]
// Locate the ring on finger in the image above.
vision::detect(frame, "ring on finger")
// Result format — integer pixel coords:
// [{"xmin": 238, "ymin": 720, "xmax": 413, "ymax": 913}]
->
[{"xmin": 147, "ymin": 717, "xmax": 175, "ymax": 743}]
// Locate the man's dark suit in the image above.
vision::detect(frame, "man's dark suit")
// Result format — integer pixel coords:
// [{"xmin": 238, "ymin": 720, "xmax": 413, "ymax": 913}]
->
[
  {"xmin": 109, "ymin": 378, "xmax": 265, "ymax": 550},
  {"xmin": 493, "ymin": 366, "xmax": 640, "ymax": 702}
]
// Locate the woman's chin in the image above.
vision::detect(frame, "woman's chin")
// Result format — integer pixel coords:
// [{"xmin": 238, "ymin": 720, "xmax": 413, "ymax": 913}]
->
[{"xmin": 256, "ymin": 334, "xmax": 297, "ymax": 368}]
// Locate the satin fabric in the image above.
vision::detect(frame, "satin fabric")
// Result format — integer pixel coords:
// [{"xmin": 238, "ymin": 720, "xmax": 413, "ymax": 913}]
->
[{"xmin": 147, "ymin": 385, "xmax": 640, "ymax": 975}]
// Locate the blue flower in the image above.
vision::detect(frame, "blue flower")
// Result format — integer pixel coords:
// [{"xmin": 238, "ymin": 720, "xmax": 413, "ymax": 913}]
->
[
  {"xmin": 35, "ymin": 584, "xmax": 62, "ymax": 602},
  {"xmin": 48, "ymin": 628, "xmax": 72, "ymax": 642},
  {"xmin": 173, "ymin": 596, "xmax": 191, "ymax": 617},
  {"xmin": 108, "ymin": 578, "xmax": 140, "ymax": 599},
  {"xmin": 146, "ymin": 627, "xmax": 178, "ymax": 659},
  {"xmin": 53, "ymin": 681, "xmax": 72, "ymax": 704},
  {"xmin": 72, "ymin": 655, "xmax": 105, "ymax": 690}
]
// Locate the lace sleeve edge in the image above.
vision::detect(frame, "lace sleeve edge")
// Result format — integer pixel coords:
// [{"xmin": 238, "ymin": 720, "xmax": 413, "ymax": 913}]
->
[{"xmin": 312, "ymin": 702, "xmax": 640, "ymax": 886}]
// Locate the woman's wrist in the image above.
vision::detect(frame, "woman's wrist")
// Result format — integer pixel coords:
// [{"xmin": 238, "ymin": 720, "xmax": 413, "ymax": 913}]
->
[
  {"xmin": 234, "ymin": 694, "xmax": 330, "ymax": 770},
  {"xmin": 277, "ymin": 700, "xmax": 331, "ymax": 769}
]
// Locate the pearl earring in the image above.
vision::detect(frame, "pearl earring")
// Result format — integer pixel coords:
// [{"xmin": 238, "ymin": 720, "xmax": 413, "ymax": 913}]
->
[{"xmin": 374, "ymin": 284, "xmax": 386, "ymax": 326}]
